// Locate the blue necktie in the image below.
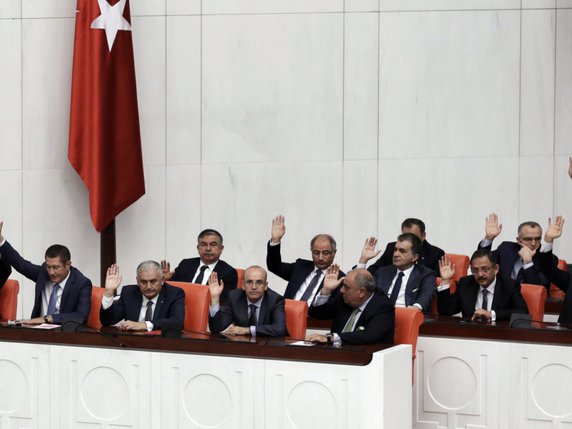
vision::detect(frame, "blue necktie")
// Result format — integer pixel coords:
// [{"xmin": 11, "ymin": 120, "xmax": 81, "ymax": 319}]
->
[
  {"xmin": 389, "ymin": 272, "xmax": 404, "ymax": 306},
  {"xmin": 145, "ymin": 301, "xmax": 154, "ymax": 321},
  {"xmin": 300, "ymin": 270, "xmax": 322, "ymax": 302},
  {"xmin": 47, "ymin": 284, "xmax": 60, "ymax": 315}
]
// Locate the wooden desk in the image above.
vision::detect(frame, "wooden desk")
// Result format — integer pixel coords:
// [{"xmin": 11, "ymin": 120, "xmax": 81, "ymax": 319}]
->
[
  {"xmin": 0, "ymin": 326, "xmax": 411, "ymax": 429},
  {"xmin": 414, "ymin": 316, "xmax": 572, "ymax": 428}
]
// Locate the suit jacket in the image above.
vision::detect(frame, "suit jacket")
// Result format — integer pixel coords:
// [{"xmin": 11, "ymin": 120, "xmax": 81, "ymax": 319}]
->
[
  {"xmin": 374, "ymin": 264, "xmax": 436, "ymax": 312},
  {"xmin": 437, "ymin": 274, "xmax": 529, "ymax": 321},
  {"xmin": 209, "ymin": 288, "xmax": 287, "ymax": 337},
  {"xmin": 368, "ymin": 240, "xmax": 445, "ymax": 276},
  {"xmin": 309, "ymin": 293, "xmax": 394, "ymax": 345},
  {"xmin": 266, "ymin": 241, "xmax": 345, "ymax": 299},
  {"xmin": 100, "ymin": 283, "xmax": 185, "ymax": 330},
  {"xmin": 537, "ymin": 250, "xmax": 572, "ymax": 323},
  {"xmin": 0, "ymin": 259, "xmax": 11, "ymax": 288},
  {"xmin": 171, "ymin": 257, "xmax": 237, "ymax": 303},
  {"xmin": 0, "ymin": 241, "xmax": 91, "ymax": 324},
  {"xmin": 478, "ymin": 240, "xmax": 557, "ymax": 290}
]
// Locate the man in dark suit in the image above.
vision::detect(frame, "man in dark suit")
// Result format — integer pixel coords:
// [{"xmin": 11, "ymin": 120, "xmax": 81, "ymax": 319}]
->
[
  {"xmin": 266, "ymin": 215, "xmax": 344, "ymax": 302},
  {"xmin": 209, "ymin": 265, "xmax": 286, "ymax": 337},
  {"xmin": 477, "ymin": 213, "xmax": 557, "ymax": 291},
  {"xmin": 437, "ymin": 249, "xmax": 529, "ymax": 321},
  {"xmin": 161, "ymin": 229, "xmax": 237, "ymax": 303},
  {"xmin": 307, "ymin": 266, "xmax": 394, "ymax": 345},
  {"xmin": 360, "ymin": 218, "xmax": 445, "ymax": 276},
  {"xmin": 100, "ymin": 261, "xmax": 185, "ymax": 331},
  {"xmin": 0, "ymin": 259, "xmax": 11, "ymax": 288},
  {"xmin": 0, "ymin": 221, "xmax": 91, "ymax": 324},
  {"xmin": 536, "ymin": 216, "xmax": 572, "ymax": 323},
  {"xmin": 359, "ymin": 233, "xmax": 435, "ymax": 312}
]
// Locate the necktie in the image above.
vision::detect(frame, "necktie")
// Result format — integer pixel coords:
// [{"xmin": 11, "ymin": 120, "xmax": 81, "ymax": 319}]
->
[
  {"xmin": 481, "ymin": 289, "xmax": 489, "ymax": 311},
  {"xmin": 389, "ymin": 272, "xmax": 404, "ymax": 306},
  {"xmin": 342, "ymin": 308, "xmax": 361, "ymax": 333},
  {"xmin": 300, "ymin": 270, "xmax": 322, "ymax": 302},
  {"xmin": 248, "ymin": 304, "xmax": 257, "ymax": 326},
  {"xmin": 47, "ymin": 284, "xmax": 60, "ymax": 315},
  {"xmin": 145, "ymin": 301, "xmax": 154, "ymax": 321},
  {"xmin": 194, "ymin": 265, "xmax": 208, "ymax": 284}
]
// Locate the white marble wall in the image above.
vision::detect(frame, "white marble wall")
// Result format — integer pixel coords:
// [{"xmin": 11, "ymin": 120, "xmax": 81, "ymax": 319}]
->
[{"xmin": 1, "ymin": 0, "xmax": 572, "ymax": 318}]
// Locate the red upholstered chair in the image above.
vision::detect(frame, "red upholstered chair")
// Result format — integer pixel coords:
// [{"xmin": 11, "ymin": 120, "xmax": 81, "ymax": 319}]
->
[
  {"xmin": 521, "ymin": 283, "xmax": 547, "ymax": 322},
  {"xmin": 445, "ymin": 253, "xmax": 470, "ymax": 282},
  {"xmin": 284, "ymin": 299, "xmax": 308, "ymax": 339},
  {"xmin": 430, "ymin": 279, "xmax": 456, "ymax": 315},
  {"xmin": 168, "ymin": 281, "xmax": 210, "ymax": 333},
  {"xmin": 236, "ymin": 268, "xmax": 245, "ymax": 289},
  {"xmin": 550, "ymin": 259, "xmax": 568, "ymax": 299},
  {"xmin": 0, "ymin": 279, "xmax": 19, "ymax": 320},
  {"xmin": 394, "ymin": 307, "xmax": 425, "ymax": 383},
  {"xmin": 87, "ymin": 286, "xmax": 105, "ymax": 329}
]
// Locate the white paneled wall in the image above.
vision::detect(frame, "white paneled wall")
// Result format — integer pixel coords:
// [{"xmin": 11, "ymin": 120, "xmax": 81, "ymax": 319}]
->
[{"xmin": 1, "ymin": 0, "xmax": 571, "ymax": 318}]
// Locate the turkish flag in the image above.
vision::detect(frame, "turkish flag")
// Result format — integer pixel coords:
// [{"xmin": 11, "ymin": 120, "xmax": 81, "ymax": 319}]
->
[{"xmin": 69, "ymin": 0, "xmax": 145, "ymax": 232}]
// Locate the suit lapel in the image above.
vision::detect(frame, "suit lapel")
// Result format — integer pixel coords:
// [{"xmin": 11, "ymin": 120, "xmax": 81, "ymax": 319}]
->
[
  {"xmin": 237, "ymin": 292, "xmax": 249, "ymax": 326},
  {"xmin": 59, "ymin": 268, "xmax": 75, "ymax": 310},
  {"xmin": 257, "ymin": 293, "xmax": 269, "ymax": 325},
  {"xmin": 153, "ymin": 287, "xmax": 167, "ymax": 321}
]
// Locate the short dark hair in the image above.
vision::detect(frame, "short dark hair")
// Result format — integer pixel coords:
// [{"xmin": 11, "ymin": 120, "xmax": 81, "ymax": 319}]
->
[
  {"xmin": 518, "ymin": 221, "xmax": 541, "ymax": 235},
  {"xmin": 401, "ymin": 218, "xmax": 426, "ymax": 235},
  {"xmin": 45, "ymin": 245, "xmax": 71, "ymax": 263},
  {"xmin": 310, "ymin": 234, "xmax": 337, "ymax": 249},
  {"xmin": 353, "ymin": 269, "xmax": 376, "ymax": 294},
  {"xmin": 397, "ymin": 233, "xmax": 422, "ymax": 257},
  {"xmin": 470, "ymin": 249, "xmax": 498, "ymax": 265},
  {"xmin": 197, "ymin": 229, "xmax": 223, "ymax": 244}
]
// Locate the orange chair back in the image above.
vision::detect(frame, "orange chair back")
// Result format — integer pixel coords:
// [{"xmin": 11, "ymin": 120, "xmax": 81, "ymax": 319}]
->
[
  {"xmin": 168, "ymin": 281, "xmax": 210, "ymax": 333},
  {"xmin": 521, "ymin": 283, "xmax": 547, "ymax": 322},
  {"xmin": 394, "ymin": 307, "xmax": 425, "ymax": 361},
  {"xmin": 445, "ymin": 253, "xmax": 470, "ymax": 282},
  {"xmin": 87, "ymin": 286, "xmax": 105, "ymax": 329},
  {"xmin": 0, "ymin": 279, "xmax": 19, "ymax": 320},
  {"xmin": 284, "ymin": 299, "xmax": 308, "ymax": 339},
  {"xmin": 550, "ymin": 259, "xmax": 567, "ymax": 299},
  {"xmin": 430, "ymin": 279, "xmax": 456, "ymax": 315},
  {"xmin": 236, "ymin": 268, "xmax": 245, "ymax": 289}
]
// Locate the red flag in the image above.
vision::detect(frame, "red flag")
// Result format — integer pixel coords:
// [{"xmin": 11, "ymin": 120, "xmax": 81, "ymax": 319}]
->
[{"xmin": 69, "ymin": 0, "xmax": 145, "ymax": 232}]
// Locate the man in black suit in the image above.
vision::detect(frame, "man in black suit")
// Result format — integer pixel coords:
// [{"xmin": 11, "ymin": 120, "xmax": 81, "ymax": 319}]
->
[
  {"xmin": 477, "ymin": 213, "xmax": 557, "ymax": 291},
  {"xmin": 536, "ymin": 216, "xmax": 572, "ymax": 323},
  {"xmin": 360, "ymin": 218, "xmax": 445, "ymax": 276},
  {"xmin": 0, "ymin": 259, "xmax": 11, "ymax": 288},
  {"xmin": 358, "ymin": 233, "xmax": 436, "ymax": 312},
  {"xmin": 161, "ymin": 229, "xmax": 237, "ymax": 303},
  {"xmin": 266, "ymin": 215, "xmax": 343, "ymax": 302},
  {"xmin": 209, "ymin": 265, "xmax": 286, "ymax": 337},
  {"xmin": 307, "ymin": 266, "xmax": 394, "ymax": 345},
  {"xmin": 437, "ymin": 249, "xmax": 529, "ymax": 321},
  {"xmin": 0, "ymin": 221, "xmax": 91, "ymax": 324},
  {"xmin": 100, "ymin": 261, "xmax": 185, "ymax": 331}
]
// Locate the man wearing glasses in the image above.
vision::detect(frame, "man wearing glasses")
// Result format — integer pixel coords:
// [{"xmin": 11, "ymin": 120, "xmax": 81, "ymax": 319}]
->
[
  {"xmin": 208, "ymin": 266, "xmax": 286, "ymax": 337},
  {"xmin": 0, "ymin": 221, "xmax": 92, "ymax": 324},
  {"xmin": 437, "ymin": 250, "xmax": 528, "ymax": 321},
  {"xmin": 477, "ymin": 213, "xmax": 556, "ymax": 292},
  {"xmin": 266, "ymin": 215, "xmax": 344, "ymax": 303}
]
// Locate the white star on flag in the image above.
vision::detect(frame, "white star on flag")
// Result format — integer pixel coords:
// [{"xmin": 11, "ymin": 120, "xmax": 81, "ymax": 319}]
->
[{"xmin": 91, "ymin": 0, "xmax": 132, "ymax": 52}]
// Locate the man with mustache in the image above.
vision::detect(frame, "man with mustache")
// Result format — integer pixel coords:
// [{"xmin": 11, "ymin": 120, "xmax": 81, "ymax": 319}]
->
[{"xmin": 437, "ymin": 250, "xmax": 529, "ymax": 321}]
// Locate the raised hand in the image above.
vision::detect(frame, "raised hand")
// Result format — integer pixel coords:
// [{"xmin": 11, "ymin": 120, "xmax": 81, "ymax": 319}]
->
[
  {"xmin": 438, "ymin": 255, "xmax": 456, "ymax": 283},
  {"xmin": 0, "ymin": 221, "xmax": 5, "ymax": 243},
  {"xmin": 208, "ymin": 271, "xmax": 224, "ymax": 306},
  {"xmin": 104, "ymin": 264, "xmax": 122, "ymax": 297},
  {"xmin": 160, "ymin": 260, "xmax": 173, "ymax": 280},
  {"xmin": 271, "ymin": 215, "xmax": 286, "ymax": 243},
  {"xmin": 321, "ymin": 264, "xmax": 344, "ymax": 296},
  {"xmin": 518, "ymin": 245, "xmax": 536, "ymax": 264},
  {"xmin": 569, "ymin": 157, "xmax": 572, "ymax": 180},
  {"xmin": 544, "ymin": 216, "xmax": 565, "ymax": 243},
  {"xmin": 484, "ymin": 213, "xmax": 502, "ymax": 240},
  {"xmin": 359, "ymin": 237, "xmax": 381, "ymax": 264}
]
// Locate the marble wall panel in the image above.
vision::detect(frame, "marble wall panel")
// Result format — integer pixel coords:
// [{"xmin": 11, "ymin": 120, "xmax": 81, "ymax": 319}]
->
[
  {"xmin": 203, "ymin": 0, "xmax": 343, "ymax": 15},
  {"xmin": 0, "ymin": 0, "xmax": 21, "ymax": 18},
  {"xmin": 166, "ymin": 15, "xmax": 202, "ymax": 165},
  {"xmin": 132, "ymin": 16, "xmax": 166, "ymax": 166},
  {"xmin": 558, "ymin": 0, "xmax": 572, "ymax": 8},
  {"xmin": 379, "ymin": 10, "xmax": 520, "ymax": 159},
  {"xmin": 22, "ymin": 0, "xmax": 75, "ymax": 18},
  {"xmin": 346, "ymin": 0, "xmax": 379, "ymax": 12},
  {"xmin": 555, "ymin": 9, "xmax": 572, "ymax": 155},
  {"xmin": 380, "ymin": 0, "xmax": 520, "ymax": 11},
  {"xmin": 22, "ymin": 17, "xmax": 75, "ymax": 170},
  {"xmin": 344, "ymin": 12, "xmax": 379, "ymax": 160},
  {"xmin": 552, "ymin": 154, "xmax": 572, "ymax": 260},
  {"xmin": 0, "ymin": 19, "xmax": 22, "ymax": 170},
  {"xmin": 201, "ymin": 161, "xmax": 343, "ymax": 295},
  {"xmin": 520, "ymin": 10, "xmax": 556, "ymax": 156},
  {"xmin": 378, "ymin": 157, "xmax": 520, "ymax": 257},
  {"xmin": 166, "ymin": 0, "xmax": 201, "ymax": 16},
  {"xmin": 518, "ymin": 156, "xmax": 555, "ymax": 236},
  {"xmin": 523, "ymin": 0, "xmax": 557, "ymax": 8},
  {"xmin": 202, "ymin": 13, "xmax": 344, "ymax": 164},
  {"xmin": 130, "ymin": 0, "xmax": 165, "ymax": 17}
]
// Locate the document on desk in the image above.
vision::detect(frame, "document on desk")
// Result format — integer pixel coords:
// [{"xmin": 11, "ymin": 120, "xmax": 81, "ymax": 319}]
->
[
  {"xmin": 24, "ymin": 323, "xmax": 60, "ymax": 330},
  {"xmin": 290, "ymin": 340, "xmax": 316, "ymax": 346}
]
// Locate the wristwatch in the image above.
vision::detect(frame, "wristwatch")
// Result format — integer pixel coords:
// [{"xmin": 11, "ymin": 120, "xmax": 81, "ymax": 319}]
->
[
  {"xmin": 44, "ymin": 315, "xmax": 51, "ymax": 323},
  {"xmin": 325, "ymin": 333, "xmax": 333, "ymax": 345}
]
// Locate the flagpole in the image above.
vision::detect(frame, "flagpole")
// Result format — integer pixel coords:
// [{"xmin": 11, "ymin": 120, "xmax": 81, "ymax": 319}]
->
[{"xmin": 100, "ymin": 219, "xmax": 117, "ymax": 286}]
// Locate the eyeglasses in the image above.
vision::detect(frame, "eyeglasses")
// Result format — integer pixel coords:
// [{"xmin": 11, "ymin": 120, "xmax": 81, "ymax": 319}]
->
[
  {"xmin": 312, "ymin": 250, "xmax": 335, "ymax": 257},
  {"xmin": 244, "ymin": 280, "xmax": 265, "ymax": 287},
  {"xmin": 470, "ymin": 266, "xmax": 494, "ymax": 274}
]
